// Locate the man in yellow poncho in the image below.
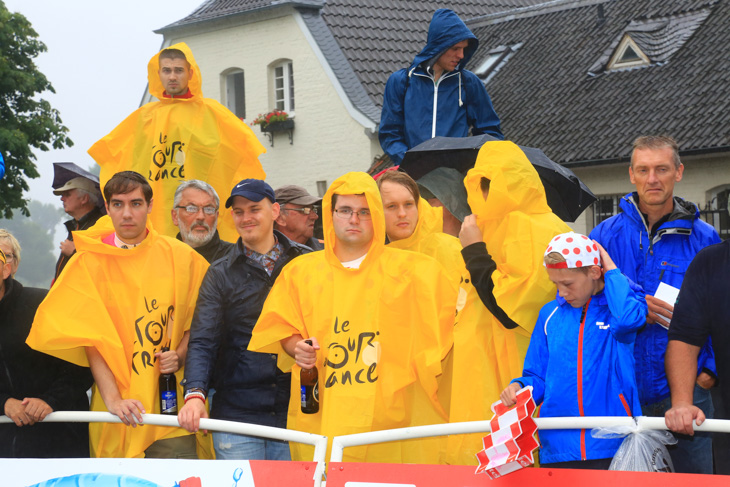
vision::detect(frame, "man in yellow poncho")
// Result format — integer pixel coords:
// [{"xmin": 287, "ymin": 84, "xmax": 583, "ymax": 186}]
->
[
  {"xmin": 377, "ymin": 169, "xmax": 517, "ymax": 465},
  {"xmin": 248, "ymin": 172, "xmax": 456, "ymax": 463},
  {"xmin": 88, "ymin": 43, "xmax": 266, "ymax": 241},
  {"xmin": 446, "ymin": 141, "xmax": 571, "ymax": 465},
  {"xmin": 27, "ymin": 171, "xmax": 209, "ymax": 458}
]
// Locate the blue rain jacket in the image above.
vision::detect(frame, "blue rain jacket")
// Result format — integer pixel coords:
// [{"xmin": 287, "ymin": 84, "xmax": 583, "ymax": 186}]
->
[
  {"xmin": 379, "ymin": 9, "xmax": 503, "ymax": 164},
  {"xmin": 590, "ymin": 193, "xmax": 720, "ymax": 406},
  {"xmin": 513, "ymin": 269, "xmax": 646, "ymax": 464}
]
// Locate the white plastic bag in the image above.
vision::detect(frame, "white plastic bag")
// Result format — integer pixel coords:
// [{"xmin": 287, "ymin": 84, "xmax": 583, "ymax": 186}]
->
[{"xmin": 591, "ymin": 424, "xmax": 677, "ymax": 472}]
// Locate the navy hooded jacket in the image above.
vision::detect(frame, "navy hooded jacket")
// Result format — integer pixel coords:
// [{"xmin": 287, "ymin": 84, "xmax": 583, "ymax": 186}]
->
[{"xmin": 379, "ymin": 9, "xmax": 503, "ymax": 165}]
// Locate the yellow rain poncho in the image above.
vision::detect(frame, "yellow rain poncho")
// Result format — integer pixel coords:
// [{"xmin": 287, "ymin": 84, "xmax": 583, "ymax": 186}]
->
[
  {"xmin": 249, "ymin": 172, "xmax": 456, "ymax": 464},
  {"xmin": 88, "ymin": 43, "xmax": 265, "ymax": 241},
  {"xmin": 445, "ymin": 141, "xmax": 570, "ymax": 465},
  {"xmin": 26, "ymin": 216, "xmax": 209, "ymax": 458}
]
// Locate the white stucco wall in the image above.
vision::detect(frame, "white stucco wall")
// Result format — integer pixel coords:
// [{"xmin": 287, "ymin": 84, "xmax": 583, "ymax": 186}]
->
[{"xmin": 161, "ymin": 10, "xmax": 379, "ymax": 198}]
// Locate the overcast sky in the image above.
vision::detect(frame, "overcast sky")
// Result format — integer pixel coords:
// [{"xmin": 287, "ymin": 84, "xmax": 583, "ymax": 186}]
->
[{"xmin": 5, "ymin": 0, "xmax": 204, "ymax": 206}]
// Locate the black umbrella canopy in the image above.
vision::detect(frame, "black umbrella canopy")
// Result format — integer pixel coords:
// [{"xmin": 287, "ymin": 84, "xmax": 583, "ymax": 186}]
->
[
  {"xmin": 52, "ymin": 162, "xmax": 106, "ymax": 213},
  {"xmin": 52, "ymin": 162, "xmax": 100, "ymax": 189},
  {"xmin": 400, "ymin": 136, "xmax": 596, "ymax": 222}
]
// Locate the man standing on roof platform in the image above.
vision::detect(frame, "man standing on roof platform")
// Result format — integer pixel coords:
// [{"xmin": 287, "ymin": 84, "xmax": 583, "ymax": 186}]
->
[
  {"xmin": 89, "ymin": 44, "xmax": 266, "ymax": 242},
  {"xmin": 274, "ymin": 185, "xmax": 324, "ymax": 251},
  {"xmin": 590, "ymin": 135, "xmax": 720, "ymax": 474},
  {"xmin": 379, "ymin": 9, "xmax": 503, "ymax": 166}
]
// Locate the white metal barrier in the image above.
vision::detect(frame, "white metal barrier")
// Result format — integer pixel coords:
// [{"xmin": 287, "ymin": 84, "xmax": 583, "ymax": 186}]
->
[
  {"xmin": 329, "ymin": 416, "xmax": 730, "ymax": 462},
  {"xmin": 0, "ymin": 411, "xmax": 328, "ymax": 487},
  {"xmin": 4, "ymin": 412, "xmax": 730, "ymax": 482}
]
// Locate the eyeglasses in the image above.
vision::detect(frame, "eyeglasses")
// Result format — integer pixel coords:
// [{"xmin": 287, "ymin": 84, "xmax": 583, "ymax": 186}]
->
[
  {"xmin": 334, "ymin": 207, "xmax": 372, "ymax": 220},
  {"xmin": 175, "ymin": 205, "xmax": 218, "ymax": 215},
  {"xmin": 5, "ymin": 253, "xmax": 14, "ymax": 262},
  {"xmin": 284, "ymin": 206, "xmax": 318, "ymax": 215}
]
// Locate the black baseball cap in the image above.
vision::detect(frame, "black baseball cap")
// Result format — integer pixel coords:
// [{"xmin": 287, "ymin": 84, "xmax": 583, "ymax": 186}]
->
[{"xmin": 225, "ymin": 179, "xmax": 276, "ymax": 208}]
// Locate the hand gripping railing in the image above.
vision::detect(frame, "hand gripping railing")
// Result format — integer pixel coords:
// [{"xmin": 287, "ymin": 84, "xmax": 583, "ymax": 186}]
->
[
  {"xmin": 329, "ymin": 416, "xmax": 730, "ymax": 462},
  {"xmin": 0, "ymin": 412, "xmax": 328, "ymax": 487}
]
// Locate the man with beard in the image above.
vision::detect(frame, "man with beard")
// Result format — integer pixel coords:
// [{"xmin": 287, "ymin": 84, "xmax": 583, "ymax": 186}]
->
[{"xmin": 172, "ymin": 180, "xmax": 232, "ymax": 263}]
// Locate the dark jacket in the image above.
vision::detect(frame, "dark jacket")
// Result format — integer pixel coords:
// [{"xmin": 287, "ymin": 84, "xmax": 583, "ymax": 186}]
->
[
  {"xmin": 461, "ymin": 242, "xmax": 520, "ymax": 330},
  {"xmin": 590, "ymin": 193, "xmax": 720, "ymax": 405},
  {"xmin": 670, "ymin": 240, "xmax": 730, "ymax": 412},
  {"xmin": 183, "ymin": 232, "xmax": 310, "ymax": 427},
  {"xmin": 175, "ymin": 229, "xmax": 233, "ymax": 263},
  {"xmin": 379, "ymin": 9, "xmax": 503, "ymax": 164},
  {"xmin": 54, "ymin": 206, "xmax": 104, "ymax": 281},
  {"xmin": 0, "ymin": 278, "xmax": 93, "ymax": 457}
]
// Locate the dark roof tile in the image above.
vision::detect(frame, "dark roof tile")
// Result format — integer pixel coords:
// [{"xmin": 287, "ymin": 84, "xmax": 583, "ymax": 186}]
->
[{"xmin": 466, "ymin": 0, "xmax": 727, "ymax": 163}]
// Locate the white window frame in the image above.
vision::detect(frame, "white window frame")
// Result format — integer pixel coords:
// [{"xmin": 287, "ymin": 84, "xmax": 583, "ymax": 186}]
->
[
  {"xmin": 272, "ymin": 60, "xmax": 295, "ymax": 114},
  {"xmin": 608, "ymin": 35, "xmax": 651, "ymax": 70}
]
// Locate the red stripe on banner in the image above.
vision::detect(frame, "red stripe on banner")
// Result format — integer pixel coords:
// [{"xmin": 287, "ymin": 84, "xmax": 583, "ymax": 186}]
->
[
  {"xmin": 326, "ymin": 463, "xmax": 727, "ymax": 486},
  {"xmin": 249, "ymin": 460, "xmax": 319, "ymax": 486}
]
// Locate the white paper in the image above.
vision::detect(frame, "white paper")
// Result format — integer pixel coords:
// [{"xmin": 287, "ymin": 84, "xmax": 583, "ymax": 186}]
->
[{"xmin": 654, "ymin": 282, "xmax": 680, "ymax": 329}]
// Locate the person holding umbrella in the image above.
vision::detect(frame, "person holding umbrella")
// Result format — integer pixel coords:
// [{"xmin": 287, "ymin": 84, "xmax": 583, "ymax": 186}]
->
[
  {"xmin": 379, "ymin": 9, "xmax": 503, "ymax": 166},
  {"xmin": 447, "ymin": 140, "xmax": 571, "ymax": 465},
  {"xmin": 52, "ymin": 163, "xmax": 105, "ymax": 282}
]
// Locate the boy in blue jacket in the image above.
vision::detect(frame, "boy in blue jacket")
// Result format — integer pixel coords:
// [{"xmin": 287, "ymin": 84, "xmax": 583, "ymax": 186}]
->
[{"xmin": 500, "ymin": 232, "xmax": 647, "ymax": 469}]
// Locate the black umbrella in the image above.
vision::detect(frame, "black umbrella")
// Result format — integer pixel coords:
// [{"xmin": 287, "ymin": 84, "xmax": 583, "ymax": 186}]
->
[
  {"xmin": 52, "ymin": 162, "xmax": 106, "ymax": 213},
  {"xmin": 399, "ymin": 135, "xmax": 597, "ymax": 222}
]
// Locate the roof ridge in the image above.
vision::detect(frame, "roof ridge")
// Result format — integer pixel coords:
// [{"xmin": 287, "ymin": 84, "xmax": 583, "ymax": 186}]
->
[{"xmin": 467, "ymin": 0, "xmax": 610, "ymax": 26}]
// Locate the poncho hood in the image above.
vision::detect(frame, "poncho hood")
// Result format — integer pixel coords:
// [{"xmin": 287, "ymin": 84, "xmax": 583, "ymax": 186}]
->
[
  {"xmin": 465, "ymin": 141, "xmax": 554, "ymax": 236},
  {"xmin": 322, "ymin": 172, "xmax": 385, "ymax": 268},
  {"xmin": 147, "ymin": 42, "xmax": 202, "ymax": 100},
  {"xmin": 411, "ymin": 9, "xmax": 478, "ymax": 72}
]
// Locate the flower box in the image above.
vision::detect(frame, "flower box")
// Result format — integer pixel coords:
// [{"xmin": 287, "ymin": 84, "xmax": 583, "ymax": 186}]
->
[{"xmin": 260, "ymin": 119, "xmax": 295, "ymax": 133}]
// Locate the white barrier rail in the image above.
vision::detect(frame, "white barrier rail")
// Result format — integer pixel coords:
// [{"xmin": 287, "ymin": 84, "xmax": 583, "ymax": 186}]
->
[
  {"xmin": 0, "ymin": 411, "xmax": 328, "ymax": 487},
  {"xmin": 329, "ymin": 416, "xmax": 730, "ymax": 462}
]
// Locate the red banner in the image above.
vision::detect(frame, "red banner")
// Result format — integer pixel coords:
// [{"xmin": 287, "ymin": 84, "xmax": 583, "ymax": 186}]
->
[{"xmin": 326, "ymin": 462, "xmax": 726, "ymax": 486}]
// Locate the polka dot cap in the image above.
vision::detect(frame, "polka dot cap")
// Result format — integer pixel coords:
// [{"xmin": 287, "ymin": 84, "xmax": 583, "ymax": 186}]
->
[{"xmin": 544, "ymin": 232, "xmax": 601, "ymax": 269}]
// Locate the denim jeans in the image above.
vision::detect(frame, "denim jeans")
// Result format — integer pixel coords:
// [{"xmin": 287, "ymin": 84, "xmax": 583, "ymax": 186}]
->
[
  {"xmin": 213, "ymin": 432, "xmax": 291, "ymax": 461},
  {"xmin": 642, "ymin": 384, "xmax": 714, "ymax": 474}
]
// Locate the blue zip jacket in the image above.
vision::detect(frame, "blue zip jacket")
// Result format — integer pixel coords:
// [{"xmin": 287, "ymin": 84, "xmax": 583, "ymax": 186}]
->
[
  {"xmin": 513, "ymin": 269, "xmax": 646, "ymax": 464},
  {"xmin": 378, "ymin": 9, "xmax": 503, "ymax": 165},
  {"xmin": 590, "ymin": 193, "xmax": 720, "ymax": 406}
]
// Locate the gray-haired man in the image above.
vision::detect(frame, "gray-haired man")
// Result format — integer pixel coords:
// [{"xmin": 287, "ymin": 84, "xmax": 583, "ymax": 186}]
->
[
  {"xmin": 53, "ymin": 177, "xmax": 104, "ymax": 282},
  {"xmin": 172, "ymin": 180, "xmax": 233, "ymax": 263},
  {"xmin": 274, "ymin": 185, "xmax": 323, "ymax": 250}
]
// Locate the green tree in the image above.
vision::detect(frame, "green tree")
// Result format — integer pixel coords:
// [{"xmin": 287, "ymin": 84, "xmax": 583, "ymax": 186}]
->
[
  {"xmin": 0, "ymin": 1, "xmax": 73, "ymax": 218},
  {"xmin": 0, "ymin": 199, "xmax": 63, "ymax": 288}
]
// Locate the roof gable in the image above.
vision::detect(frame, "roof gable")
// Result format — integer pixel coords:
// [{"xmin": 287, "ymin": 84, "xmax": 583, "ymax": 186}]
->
[
  {"xmin": 590, "ymin": 8, "xmax": 711, "ymax": 74},
  {"xmin": 467, "ymin": 0, "xmax": 727, "ymax": 165}
]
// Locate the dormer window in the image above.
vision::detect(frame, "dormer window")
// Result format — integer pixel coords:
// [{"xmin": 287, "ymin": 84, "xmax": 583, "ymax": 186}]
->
[
  {"xmin": 607, "ymin": 35, "xmax": 650, "ymax": 70},
  {"xmin": 474, "ymin": 43, "xmax": 522, "ymax": 83},
  {"xmin": 589, "ymin": 9, "xmax": 710, "ymax": 76}
]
